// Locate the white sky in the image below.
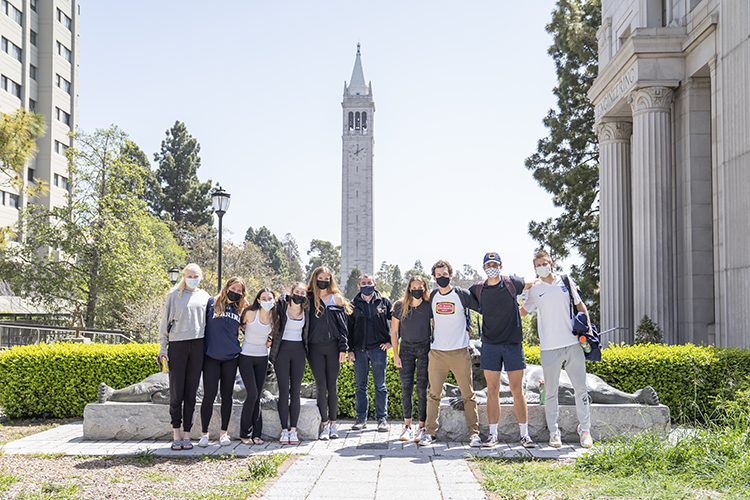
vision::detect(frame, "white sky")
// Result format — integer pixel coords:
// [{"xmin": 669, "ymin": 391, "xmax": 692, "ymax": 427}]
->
[{"xmin": 78, "ymin": 0, "xmax": 574, "ymax": 281}]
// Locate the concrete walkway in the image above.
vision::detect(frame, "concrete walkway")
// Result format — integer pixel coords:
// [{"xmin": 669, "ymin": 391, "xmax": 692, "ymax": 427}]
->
[{"xmin": 0, "ymin": 421, "xmax": 589, "ymax": 499}]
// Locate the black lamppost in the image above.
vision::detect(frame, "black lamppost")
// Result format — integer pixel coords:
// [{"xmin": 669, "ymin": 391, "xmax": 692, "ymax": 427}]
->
[
  {"xmin": 168, "ymin": 267, "xmax": 181, "ymax": 285},
  {"xmin": 211, "ymin": 187, "xmax": 231, "ymax": 293}
]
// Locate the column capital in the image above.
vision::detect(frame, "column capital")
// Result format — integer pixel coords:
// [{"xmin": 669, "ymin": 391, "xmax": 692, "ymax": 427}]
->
[
  {"xmin": 597, "ymin": 121, "xmax": 633, "ymax": 142},
  {"xmin": 628, "ymin": 87, "xmax": 675, "ymax": 115}
]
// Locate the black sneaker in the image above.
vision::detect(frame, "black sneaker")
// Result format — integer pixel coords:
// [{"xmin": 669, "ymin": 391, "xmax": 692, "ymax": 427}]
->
[
  {"xmin": 351, "ymin": 419, "xmax": 367, "ymax": 430},
  {"xmin": 377, "ymin": 418, "xmax": 388, "ymax": 432}
]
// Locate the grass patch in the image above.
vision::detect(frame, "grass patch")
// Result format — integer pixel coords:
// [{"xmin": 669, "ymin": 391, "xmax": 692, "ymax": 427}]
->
[
  {"xmin": 125, "ymin": 449, "xmax": 157, "ymax": 465},
  {"xmin": 0, "ymin": 469, "xmax": 21, "ymax": 492},
  {"xmin": 140, "ymin": 471, "xmax": 175, "ymax": 481},
  {"xmin": 480, "ymin": 422, "xmax": 750, "ymax": 500},
  {"xmin": 15, "ymin": 482, "xmax": 81, "ymax": 499},
  {"xmin": 201, "ymin": 451, "xmax": 238, "ymax": 462},
  {"xmin": 27, "ymin": 452, "xmax": 65, "ymax": 459}
]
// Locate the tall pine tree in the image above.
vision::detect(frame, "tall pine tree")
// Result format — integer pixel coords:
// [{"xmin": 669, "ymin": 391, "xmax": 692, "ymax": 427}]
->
[
  {"xmin": 149, "ymin": 121, "xmax": 213, "ymax": 226},
  {"xmin": 525, "ymin": 0, "xmax": 601, "ymax": 323}
]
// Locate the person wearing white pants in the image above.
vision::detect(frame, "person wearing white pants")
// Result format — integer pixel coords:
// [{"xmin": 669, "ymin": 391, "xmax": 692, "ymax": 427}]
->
[{"xmin": 520, "ymin": 251, "xmax": 594, "ymax": 449}]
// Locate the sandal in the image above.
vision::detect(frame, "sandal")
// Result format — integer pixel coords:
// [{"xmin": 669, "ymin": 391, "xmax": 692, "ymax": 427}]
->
[
  {"xmin": 241, "ymin": 438, "xmax": 253, "ymax": 445},
  {"xmin": 253, "ymin": 437, "xmax": 264, "ymax": 445},
  {"xmin": 171, "ymin": 440, "xmax": 182, "ymax": 450},
  {"xmin": 181, "ymin": 439, "xmax": 193, "ymax": 450}
]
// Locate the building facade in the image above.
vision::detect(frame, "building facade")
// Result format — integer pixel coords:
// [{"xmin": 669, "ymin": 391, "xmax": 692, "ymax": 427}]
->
[
  {"xmin": 1, "ymin": 0, "xmax": 79, "ymax": 234},
  {"xmin": 590, "ymin": 0, "xmax": 749, "ymax": 347},
  {"xmin": 340, "ymin": 44, "xmax": 374, "ymax": 283}
]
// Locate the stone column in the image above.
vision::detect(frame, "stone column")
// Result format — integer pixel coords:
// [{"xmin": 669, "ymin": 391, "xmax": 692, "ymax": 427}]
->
[
  {"xmin": 628, "ymin": 87, "xmax": 676, "ymax": 342},
  {"xmin": 597, "ymin": 120, "xmax": 633, "ymax": 345}
]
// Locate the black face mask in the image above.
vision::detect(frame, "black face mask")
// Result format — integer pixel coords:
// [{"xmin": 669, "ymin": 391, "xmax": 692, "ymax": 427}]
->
[
  {"xmin": 410, "ymin": 289, "xmax": 424, "ymax": 300},
  {"xmin": 291, "ymin": 294, "xmax": 306, "ymax": 305},
  {"xmin": 316, "ymin": 280, "xmax": 330, "ymax": 290},
  {"xmin": 227, "ymin": 290, "xmax": 242, "ymax": 303},
  {"xmin": 436, "ymin": 276, "xmax": 451, "ymax": 288}
]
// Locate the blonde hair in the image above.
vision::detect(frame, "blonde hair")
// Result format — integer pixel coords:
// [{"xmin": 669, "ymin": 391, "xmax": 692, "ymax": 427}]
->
[
  {"xmin": 397, "ymin": 275, "xmax": 430, "ymax": 319},
  {"xmin": 306, "ymin": 266, "xmax": 352, "ymax": 317},
  {"xmin": 174, "ymin": 263, "xmax": 203, "ymax": 297},
  {"xmin": 214, "ymin": 276, "xmax": 248, "ymax": 318}
]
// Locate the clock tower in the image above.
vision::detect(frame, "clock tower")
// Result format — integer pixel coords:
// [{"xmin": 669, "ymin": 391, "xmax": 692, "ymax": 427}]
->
[{"xmin": 340, "ymin": 44, "xmax": 374, "ymax": 283}]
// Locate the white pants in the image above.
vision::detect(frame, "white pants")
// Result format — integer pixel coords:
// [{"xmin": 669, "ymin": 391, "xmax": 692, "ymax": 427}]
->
[{"xmin": 540, "ymin": 344, "xmax": 591, "ymax": 434}]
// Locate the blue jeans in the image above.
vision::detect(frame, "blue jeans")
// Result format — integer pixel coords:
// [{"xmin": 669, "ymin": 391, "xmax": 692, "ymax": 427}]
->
[{"xmin": 353, "ymin": 347, "xmax": 388, "ymax": 420}]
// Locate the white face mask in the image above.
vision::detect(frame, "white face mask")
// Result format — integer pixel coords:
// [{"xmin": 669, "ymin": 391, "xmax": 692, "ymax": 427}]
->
[
  {"xmin": 485, "ymin": 267, "xmax": 500, "ymax": 278},
  {"xmin": 260, "ymin": 300, "xmax": 275, "ymax": 311},
  {"xmin": 535, "ymin": 265, "xmax": 551, "ymax": 278},
  {"xmin": 185, "ymin": 278, "xmax": 200, "ymax": 289}
]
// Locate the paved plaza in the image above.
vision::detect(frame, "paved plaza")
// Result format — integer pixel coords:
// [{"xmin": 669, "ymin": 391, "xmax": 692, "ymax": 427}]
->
[{"xmin": 0, "ymin": 420, "xmax": 590, "ymax": 499}]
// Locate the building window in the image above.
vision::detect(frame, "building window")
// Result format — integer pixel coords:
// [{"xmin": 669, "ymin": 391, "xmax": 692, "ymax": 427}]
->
[
  {"xmin": 54, "ymin": 140, "xmax": 68, "ymax": 155},
  {"xmin": 362, "ymin": 112, "xmax": 367, "ymax": 130},
  {"xmin": 2, "ymin": 191, "xmax": 20, "ymax": 209},
  {"xmin": 30, "ymin": 0, "xmax": 36, "ymax": 12},
  {"xmin": 56, "ymin": 107, "xmax": 71, "ymax": 127},
  {"xmin": 0, "ymin": 37, "xmax": 17, "ymax": 60},
  {"xmin": 57, "ymin": 41, "xmax": 71, "ymax": 62},
  {"xmin": 27, "ymin": 168, "xmax": 35, "ymax": 182},
  {"xmin": 30, "ymin": 30, "xmax": 37, "ymax": 46},
  {"xmin": 56, "ymin": 74, "xmax": 71, "ymax": 94},
  {"xmin": 355, "ymin": 112, "xmax": 361, "ymax": 130},
  {"xmin": 28, "ymin": 98, "xmax": 36, "ymax": 111},
  {"xmin": 3, "ymin": 1, "xmax": 23, "ymax": 25},
  {"xmin": 57, "ymin": 8, "xmax": 71, "ymax": 30},
  {"xmin": 54, "ymin": 174, "xmax": 70, "ymax": 191},
  {"xmin": 1, "ymin": 75, "xmax": 21, "ymax": 98},
  {"xmin": 30, "ymin": 65, "xmax": 37, "ymax": 81},
  {"xmin": 348, "ymin": 112, "xmax": 353, "ymax": 130}
]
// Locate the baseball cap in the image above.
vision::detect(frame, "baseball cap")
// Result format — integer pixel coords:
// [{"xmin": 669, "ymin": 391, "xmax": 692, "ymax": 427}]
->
[{"xmin": 483, "ymin": 252, "xmax": 502, "ymax": 266}]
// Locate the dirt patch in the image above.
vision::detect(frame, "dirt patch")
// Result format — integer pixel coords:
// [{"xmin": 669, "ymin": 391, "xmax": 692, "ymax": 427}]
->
[{"xmin": 0, "ymin": 418, "xmax": 78, "ymax": 445}]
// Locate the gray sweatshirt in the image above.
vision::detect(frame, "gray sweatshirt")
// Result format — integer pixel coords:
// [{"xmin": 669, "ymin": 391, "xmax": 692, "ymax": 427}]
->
[{"xmin": 158, "ymin": 287, "xmax": 211, "ymax": 354}]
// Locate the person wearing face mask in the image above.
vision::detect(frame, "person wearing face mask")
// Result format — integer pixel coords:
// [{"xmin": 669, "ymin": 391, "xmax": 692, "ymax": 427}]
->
[
  {"xmin": 238, "ymin": 287, "xmax": 278, "ymax": 445},
  {"xmin": 347, "ymin": 274, "xmax": 393, "ymax": 432},
  {"xmin": 390, "ymin": 275, "xmax": 433, "ymax": 442},
  {"xmin": 157, "ymin": 263, "xmax": 211, "ymax": 451},
  {"xmin": 198, "ymin": 277, "xmax": 249, "ymax": 447},
  {"xmin": 306, "ymin": 266, "xmax": 351, "ymax": 440},
  {"xmin": 268, "ymin": 282, "xmax": 309, "ymax": 444},
  {"xmin": 468, "ymin": 252, "xmax": 537, "ymax": 449},
  {"xmin": 421, "ymin": 260, "xmax": 482, "ymax": 447},
  {"xmin": 520, "ymin": 251, "xmax": 594, "ymax": 449}
]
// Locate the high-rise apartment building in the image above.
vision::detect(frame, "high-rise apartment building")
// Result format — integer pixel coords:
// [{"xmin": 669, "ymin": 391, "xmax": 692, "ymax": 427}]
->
[{"xmin": 0, "ymin": 0, "xmax": 79, "ymax": 233}]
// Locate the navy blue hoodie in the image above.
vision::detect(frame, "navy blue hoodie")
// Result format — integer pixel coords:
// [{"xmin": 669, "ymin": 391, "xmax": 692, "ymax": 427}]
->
[{"xmin": 204, "ymin": 296, "xmax": 242, "ymax": 361}]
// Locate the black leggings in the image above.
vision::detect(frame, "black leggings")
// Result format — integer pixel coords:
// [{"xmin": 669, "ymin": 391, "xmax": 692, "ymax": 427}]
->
[
  {"xmin": 238, "ymin": 354, "xmax": 267, "ymax": 439},
  {"xmin": 308, "ymin": 340, "xmax": 340, "ymax": 422},
  {"xmin": 398, "ymin": 341, "xmax": 430, "ymax": 423},
  {"xmin": 200, "ymin": 355, "xmax": 239, "ymax": 433},
  {"xmin": 167, "ymin": 338, "xmax": 204, "ymax": 431},
  {"xmin": 274, "ymin": 340, "xmax": 306, "ymax": 429}
]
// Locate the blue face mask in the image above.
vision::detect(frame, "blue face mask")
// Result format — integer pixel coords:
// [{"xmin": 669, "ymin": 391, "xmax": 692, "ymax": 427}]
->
[
  {"xmin": 260, "ymin": 300, "xmax": 275, "ymax": 311},
  {"xmin": 359, "ymin": 285, "xmax": 375, "ymax": 296},
  {"xmin": 185, "ymin": 278, "xmax": 200, "ymax": 289}
]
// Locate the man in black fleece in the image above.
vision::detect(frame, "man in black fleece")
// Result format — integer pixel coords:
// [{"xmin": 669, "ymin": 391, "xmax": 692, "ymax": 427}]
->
[{"xmin": 347, "ymin": 274, "xmax": 393, "ymax": 432}]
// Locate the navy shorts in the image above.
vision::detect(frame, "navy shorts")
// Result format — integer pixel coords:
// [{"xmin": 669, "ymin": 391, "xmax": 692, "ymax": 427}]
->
[{"xmin": 480, "ymin": 342, "xmax": 526, "ymax": 372}]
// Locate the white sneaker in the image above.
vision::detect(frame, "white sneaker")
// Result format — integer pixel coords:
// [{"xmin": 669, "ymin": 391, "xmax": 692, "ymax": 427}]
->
[
  {"xmin": 578, "ymin": 425, "xmax": 593, "ymax": 448},
  {"xmin": 418, "ymin": 433, "xmax": 434, "ymax": 446},
  {"xmin": 399, "ymin": 426, "xmax": 414, "ymax": 441},
  {"xmin": 520, "ymin": 434, "xmax": 536, "ymax": 448},
  {"xmin": 469, "ymin": 434, "xmax": 482, "ymax": 447},
  {"xmin": 197, "ymin": 434, "xmax": 209, "ymax": 447},
  {"xmin": 288, "ymin": 428, "xmax": 299, "ymax": 445},
  {"xmin": 279, "ymin": 429, "xmax": 290, "ymax": 444},
  {"xmin": 414, "ymin": 427, "xmax": 426, "ymax": 443},
  {"xmin": 329, "ymin": 422, "xmax": 339, "ymax": 439},
  {"xmin": 319, "ymin": 423, "xmax": 330, "ymax": 440},
  {"xmin": 549, "ymin": 431, "xmax": 562, "ymax": 448},
  {"xmin": 482, "ymin": 434, "xmax": 499, "ymax": 448},
  {"xmin": 219, "ymin": 434, "xmax": 231, "ymax": 446}
]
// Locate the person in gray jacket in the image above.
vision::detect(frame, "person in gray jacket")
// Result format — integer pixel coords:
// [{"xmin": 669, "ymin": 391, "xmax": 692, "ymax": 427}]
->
[{"xmin": 157, "ymin": 263, "xmax": 211, "ymax": 450}]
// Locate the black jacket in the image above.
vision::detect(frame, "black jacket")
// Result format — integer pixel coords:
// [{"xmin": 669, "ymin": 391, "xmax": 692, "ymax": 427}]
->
[
  {"xmin": 307, "ymin": 292, "xmax": 349, "ymax": 353},
  {"xmin": 268, "ymin": 293, "xmax": 309, "ymax": 364},
  {"xmin": 347, "ymin": 291, "xmax": 393, "ymax": 351}
]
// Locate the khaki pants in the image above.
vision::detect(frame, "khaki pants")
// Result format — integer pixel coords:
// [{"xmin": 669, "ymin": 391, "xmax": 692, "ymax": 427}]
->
[{"xmin": 425, "ymin": 347, "xmax": 478, "ymax": 436}]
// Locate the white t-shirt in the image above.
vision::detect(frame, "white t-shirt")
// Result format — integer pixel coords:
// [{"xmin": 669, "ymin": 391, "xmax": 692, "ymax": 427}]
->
[
  {"xmin": 241, "ymin": 312, "xmax": 272, "ymax": 357},
  {"xmin": 431, "ymin": 288, "xmax": 469, "ymax": 351},
  {"xmin": 522, "ymin": 275, "xmax": 582, "ymax": 351}
]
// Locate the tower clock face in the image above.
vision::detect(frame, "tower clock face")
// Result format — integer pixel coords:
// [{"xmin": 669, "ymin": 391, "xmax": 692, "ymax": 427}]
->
[{"xmin": 348, "ymin": 144, "xmax": 365, "ymax": 159}]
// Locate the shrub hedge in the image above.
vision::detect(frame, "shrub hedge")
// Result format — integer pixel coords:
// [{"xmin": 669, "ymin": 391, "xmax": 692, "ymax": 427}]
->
[{"xmin": 2, "ymin": 342, "xmax": 750, "ymax": 421}]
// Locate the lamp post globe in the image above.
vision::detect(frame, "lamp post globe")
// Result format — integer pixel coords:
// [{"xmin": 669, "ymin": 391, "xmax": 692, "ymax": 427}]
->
[
  {"xmin": 168, "ymin": 267, "xmax": 180, "ymax": 285},
  {"xmin": 211, "ymin": 187, "xmax": 231, "ymax": 293}
]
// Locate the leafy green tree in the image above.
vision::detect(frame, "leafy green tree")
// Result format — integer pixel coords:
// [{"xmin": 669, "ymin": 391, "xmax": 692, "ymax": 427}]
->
[
  {"xmin": 245, "ymin": 226, "xmax": 289, "ymax": 277},
  {"xmin": 404, "ymin": 260, "xmax": 433, "ymax": 289},
  {"xmin": 282, "ymin": 233, "xmax": 304, "ymax": 282},
  {"xmin": 0, "ymin": 108, "xmax": 46, "ymax": 190},
  {"xmin": 389, "ymin": 265, "xmax": 404, "ymax": 301},
  {"xmin": 375, "ymin": 261, "xmax": 395, "ymax": 298},
  {"xmin": 453, "ymin": 264, "xmax": 482, "ymax": 289},
  {"xmin": 0, "ymin": 127, "xmax": 184, "ymax": 328},
  {"xmin": 148, "ymin": 121, "xmax": 213, "ymax": 226},
  {"xmin": 344, "ymin": 268, "xmax": 362, "ymax": 300},
  {"xmin": 525, "ymin": 0, "xmax": 601, "ymax": 324},
  {"xmin": 305, "ymin": 239, "xmax": 341, "ymax": 282},
  {"xmin": 635, "ymin": 314, "xmax": 663, "ymax": 344}
]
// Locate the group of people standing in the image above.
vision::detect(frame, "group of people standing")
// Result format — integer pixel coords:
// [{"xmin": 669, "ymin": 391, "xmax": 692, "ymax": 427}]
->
[{"xmin": 157, "ymin": 251, "xmax": 594, "ymax": 451}]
